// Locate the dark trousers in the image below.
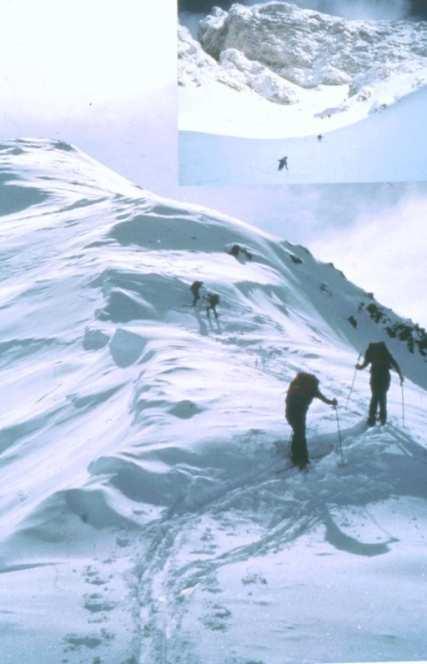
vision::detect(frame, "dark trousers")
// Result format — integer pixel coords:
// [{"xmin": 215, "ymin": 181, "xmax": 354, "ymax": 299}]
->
[
  {"xmin": 207, "ymin": 305, "xmax": 218, "ymax": 320},
  {"xmin": 286, "ymin": 409, "xmax": 308, "ymax": 466},
  {"xmin": 369, "ymin": 373, "xmax": 390, "ymax": 425}
]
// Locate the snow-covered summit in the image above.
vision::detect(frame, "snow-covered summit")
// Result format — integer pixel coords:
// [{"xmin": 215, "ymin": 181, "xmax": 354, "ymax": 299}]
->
[
  {"xmin": 1, "ymin": 140, "xmax": 427, "ymax": 662},
  {"xmin": 179, "ymin": 1, "xmax": 427, "ymax": 136}
]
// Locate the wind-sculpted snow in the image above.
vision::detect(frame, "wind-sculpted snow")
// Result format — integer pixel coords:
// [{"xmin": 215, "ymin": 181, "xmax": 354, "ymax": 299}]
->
[{"xmin": 1, "ymin": 141, "xmax": 427, "ymax": 662}]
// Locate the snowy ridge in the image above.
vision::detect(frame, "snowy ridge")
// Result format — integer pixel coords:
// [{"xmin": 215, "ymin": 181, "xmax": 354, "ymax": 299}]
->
[
  {"xmin": 1, "ymin": 141, "xmax": 427, "ymax": 662},
  {"xmin": 179, "ymin": 1, "xmax": 427, "ymax": 137}
]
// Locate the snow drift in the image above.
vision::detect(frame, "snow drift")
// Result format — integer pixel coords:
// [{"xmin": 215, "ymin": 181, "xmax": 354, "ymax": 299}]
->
[{"xmin": 1, "ymin": 140, "xmax": 427, "ymax": 662}]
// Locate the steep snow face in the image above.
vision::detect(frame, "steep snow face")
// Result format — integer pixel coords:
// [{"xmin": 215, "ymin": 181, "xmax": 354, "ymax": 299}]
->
[
  {"xmin": 179, "ymin": 1, "xmax": 427, "ymax": 136},
  {"xmin": 1, "ymin": 141, "xmax": 427, "ymax": 662},
  {"xmin": 180, "ymin": 82, "xmax": 427, "ymax": 182}
]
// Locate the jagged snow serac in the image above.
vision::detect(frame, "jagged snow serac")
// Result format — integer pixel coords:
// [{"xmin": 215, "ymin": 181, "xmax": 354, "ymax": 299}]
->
[{"xmin": 179, "ymin": 1, "xmax": 427, "ymax": 135}]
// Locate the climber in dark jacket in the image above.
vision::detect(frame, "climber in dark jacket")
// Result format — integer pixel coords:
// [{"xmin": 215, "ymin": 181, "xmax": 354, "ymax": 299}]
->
[
  {"xmin": 229, "ymin": 244, "xmax": 253, "ymax": 260},
  {"xmin": 285, "ymin": 372, "xmax": 337, "ymax": 469},
  {"xmin": 205, "ymin": 292, "xmax": 220, "ymax": 320},
  {"xmin": 190, "ymin": 280, "xmax": 204, "ymax": 307},
  {"xmin": 278, "ymin": 156, "xmax": 288, "ymax": 171},
  {"xmin": 356, "ymin": 342, "xmax": 403, "ymax": 426}
]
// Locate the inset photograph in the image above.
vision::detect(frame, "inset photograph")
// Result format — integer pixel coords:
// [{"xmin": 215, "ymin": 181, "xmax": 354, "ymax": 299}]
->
[{"xmin": 178, "ymin": 0, "xmax": 427, "ymax": 184}]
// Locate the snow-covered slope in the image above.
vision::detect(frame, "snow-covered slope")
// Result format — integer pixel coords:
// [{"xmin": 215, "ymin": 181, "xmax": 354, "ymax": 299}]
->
[
  {"xmin": 179, "ymin": 1, "xmax": 427, "ymax": 138},
  {"xmin": 1, "ymin": 140, "xmax": 427, "ymax": 663},
  {"xmin": 180, "ymin": 83, "xmax": 427, "ymax": 183}
]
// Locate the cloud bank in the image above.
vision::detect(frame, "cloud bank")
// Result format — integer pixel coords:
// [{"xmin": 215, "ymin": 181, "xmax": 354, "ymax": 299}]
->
[
  {"xmin": 179, "ymin": 0, "xmax": 420, "ymax": 20},
  {"xmin": 289, "ymin": 0, "xmax": 411, "ymax": 20},
  {"xmin": 311, "ymin": 190, "xmax": 427, "ymax": 328}
]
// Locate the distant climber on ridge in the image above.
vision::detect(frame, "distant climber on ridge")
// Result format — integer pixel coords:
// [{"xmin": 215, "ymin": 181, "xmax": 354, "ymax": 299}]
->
[
  {"xmin": 278, "ymin": 156, "xmax": 288, "ymax": 171},
  {"xmin": 317, "ymin": 134, "xmax": 322, "ymax": 141},
  {"xmin": 228, "ymin": 244, "xmax": 253, "ymax": 260},
  {"xmin": 356, "ymin": 341, "xmax": 404, "ymax": 426},
  {"xmin": 205, "ymin": 292, "xmax": 220, "ymax": 320},
  {"xmin": 190, "ymin": 280, "xmax": 204, "ymax": 307},
  {"xmin": 285, "ymin": 372, "xmax": 337, "ymax": 470}
]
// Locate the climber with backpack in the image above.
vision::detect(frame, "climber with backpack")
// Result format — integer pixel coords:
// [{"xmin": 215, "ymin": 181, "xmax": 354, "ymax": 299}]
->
[
  {"xmin": 205, "ymin": 292, "xmax": 220, "ymax": 320},
  {"xmin": 356, "ymin": 341, "xmax": 404, "ymax": 426},
  {"xmin": 285, "ymin": 372, "xmax": 337, "ymax": 469},
  {"xmin": 190, "ymin": 280, "xmax": 204, "ymax": 307}
]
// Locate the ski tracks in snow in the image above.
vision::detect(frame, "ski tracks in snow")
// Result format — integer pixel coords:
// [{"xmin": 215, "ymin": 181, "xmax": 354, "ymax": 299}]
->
[
  {"xmin": 130, "ymin": 415, "xmax": 427, "ymax": 663},
  {"xmin": 132, "ymin": 449, "xmax": 331, "ymax": 663}
]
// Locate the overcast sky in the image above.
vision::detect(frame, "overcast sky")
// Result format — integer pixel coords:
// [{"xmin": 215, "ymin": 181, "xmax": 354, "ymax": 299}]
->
[
  {"xmin": 1, "ymin": 0, "xmax": 426, "ymax": 327},
  {"xmin": 0, "ymin": 0, "xmax": 176, "ymax": 192}
]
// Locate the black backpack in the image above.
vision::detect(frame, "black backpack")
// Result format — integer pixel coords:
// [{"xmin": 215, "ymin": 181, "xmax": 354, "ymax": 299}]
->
[
  {"xmin": 208, "ymin": 293, "xmax": 220, "ymax": 307},
  {"xmin": 366, "ymin": 342, "xmax": 392, "ymax": 367},
  {"xmin": 190, "ymin": 281, "xmax": 203, "ymax": 295},
  {"xmin": 288, "ymin": 372, "xmax": 319, "ymax": 398}
]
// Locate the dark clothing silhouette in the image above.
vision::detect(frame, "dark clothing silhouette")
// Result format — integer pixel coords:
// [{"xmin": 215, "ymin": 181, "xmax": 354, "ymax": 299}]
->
[
  {"xmin": 357, "ymin": 342, "xmax": 403, "ymax": 426},
  {"xmin": 206, "ymin": 292, "xmax": 220, "ymax": 320},
  {"xmin": 229, "ymin": 244, "xmax": 252, "ymax": 260},
  {"xmin": 285, "ymin": 373, "xmax": 337, "ymax": 468},
  {"xmin": 190, "ymin": 280, "xmax": 204, "ymax": 307},
  {"xmin": 317, "ymin": 134, "xmax": 322, "ymax": 141},
  {"xmin": 278, "ymin": 156, "xmax": 288, "ymax": 171},
  {"xmin": 368, "ymin": 371, "xmax": 390, "ymax": 425}
]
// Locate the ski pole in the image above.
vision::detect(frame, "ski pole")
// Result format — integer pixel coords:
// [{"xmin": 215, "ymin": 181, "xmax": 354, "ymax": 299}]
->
[
  {"xmin": 335, "ymin": 407, "xmax": 345, "ymax": 466},
  {"xmin": 401, "ymin": 381, "xmax": 405, "ymax": 427},
  {"xmin": 346, "ymin": 352, "xmax": 362, "ymax": 409}
]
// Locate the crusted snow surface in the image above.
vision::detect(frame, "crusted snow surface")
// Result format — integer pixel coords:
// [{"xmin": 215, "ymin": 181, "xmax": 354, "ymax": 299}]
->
[
  {"xmin": 1, "ymin": 140, "xmax": 427, "ymax": 662},
  {"xmin": 179, "ymin": 1, "xmax": 427, "ymax": 137}
]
